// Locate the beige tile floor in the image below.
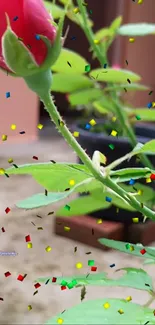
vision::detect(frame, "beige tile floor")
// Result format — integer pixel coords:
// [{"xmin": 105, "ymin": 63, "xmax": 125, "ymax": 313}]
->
[{"xmin": 0, "ymin": 133, "xmax": 155, "ymax": 324}]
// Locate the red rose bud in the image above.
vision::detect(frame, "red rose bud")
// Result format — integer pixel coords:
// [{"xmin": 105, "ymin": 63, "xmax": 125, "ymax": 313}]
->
[{"xmin": 0, "ymin": 0, "xmax": 57, "ymax": 76}]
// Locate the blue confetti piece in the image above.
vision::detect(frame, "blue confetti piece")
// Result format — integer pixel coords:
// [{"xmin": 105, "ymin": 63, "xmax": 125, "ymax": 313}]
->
[
  {"xmin": 13, "ymin": 16, "xmax": 18, "ymax": 21},
  {"xmin": 85, "ymin": 123, "xmax": 91, "ymax": 130},
  {"xmin": 35, "ymin": 35, "xmax": 40, "ymax": 40},
  {"xmin": 19, "ymin": 131, "xmax": 25, "ymax": 134},
  {"xmin": 104, "ymin": 63, "xmax": 107, "ymax": 69},
  {"xmin": 71, "ymin": 36, "xmax": 76, "ymax": 40},
  {"xmin": 6, "ymin": 92, "xmax": 10, "ymax": 98},
  {"xmin": 147, "ymin": 102, "xmax": 152, "ymax": 108},
  {"xmin": 129, "ymin": 179, "xmax": 135, "ymax": 185},
  {"xmin": 110, "ymin": 263, "xmax": 115, "ymax": 268},
  {"xmin": 105, "ymin": 196, "xmax": 112, "ymax": 202}
]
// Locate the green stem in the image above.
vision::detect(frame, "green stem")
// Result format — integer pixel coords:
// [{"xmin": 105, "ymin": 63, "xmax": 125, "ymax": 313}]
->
[
  {"xmin": 76, "ymin": 0, "xmax": 105, "ymax": 66},
  {"xmin": 77, "ymin": 0, "xmax": 153, "ymax": 169},
  {"xmin": 41, "ymin": 92, "xmax": 155, "ymax": 221}
]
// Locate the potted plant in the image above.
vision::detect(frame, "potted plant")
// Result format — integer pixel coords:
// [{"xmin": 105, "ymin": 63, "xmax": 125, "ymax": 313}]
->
[
  {"xmin": 45, "ymin": 0, "xmax": 155, "ymax": 226},
  {"xmin": 2, "ymin": 0, "xmax": 155, "ymax": 323}
]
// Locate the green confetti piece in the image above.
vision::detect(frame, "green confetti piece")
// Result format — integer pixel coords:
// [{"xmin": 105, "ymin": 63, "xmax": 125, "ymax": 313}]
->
[
  {"xmin": 72, "ymin": 279, "xmax": 78, "ymax": 286},
  {"xmin": 88, "ymin": 260, "xmax": 95, "ymax": 266},
  {"xmin": 61, "ymin": 280, "xmax": 68, "ymax": 286},
  {"xmin": 67, "ymin": 282, "xmax": 74, "ymax": 289},
  {"xmin": 109, "ymin": 144, "xmax": 115, "ymax": 150},
  {"xmin": 136, "ymin": 115, "xmax": 141, "ymax": 120},
  {"xmin": 85, "ymin": 64, "xmax": 91, "ymax": 72},
  {"xmin": 126, "ymin": 243, "xmax": 130, "ymax": 249},
  {"xmin": 64, "ymin": 205, "xmax": 70, "ymax": 211}
]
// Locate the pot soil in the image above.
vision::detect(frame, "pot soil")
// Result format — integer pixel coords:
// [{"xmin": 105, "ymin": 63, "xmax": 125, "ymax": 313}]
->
[{"xmin": 71, "ymin": 120, "xmax": 155, "ymax": 224}]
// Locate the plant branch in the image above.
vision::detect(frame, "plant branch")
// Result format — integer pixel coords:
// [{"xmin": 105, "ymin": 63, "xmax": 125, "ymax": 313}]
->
[
  {"xmin": 143, "ymin": 291, "xmax": 155, "ymax": 307},
  {"xmin": 41, "ymin": 92, "xmax": 155, "ymax": 221}
]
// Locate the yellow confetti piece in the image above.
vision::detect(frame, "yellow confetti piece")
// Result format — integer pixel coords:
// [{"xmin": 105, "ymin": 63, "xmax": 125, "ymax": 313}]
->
[
  {"xmin": 28, "ymin": 305, "xmax": 32, "ymax": 310},
  {"xmin": 130, "ymin": 245, "xmax": 134, "ymax": 252},
  {"xmin": 103, "ymin": 302, "xmax": 110, "ymax": 309},
  {"xmin": 69, "ymin": 179, "xmax": 75, "ymax": 186},
  {"xmin": 111, "ymin": 130, "xmax": 117, "ymax": 137},
  {"xmin": 73, "ymin": 7, "xmax": 79, "ymax": 13},
  {"xmin": 137, "ymin": 189, "xmax": 143, "ymax": 195},
  {"xmin": 8, "ymin": 158, "xmax": 13, "ymax": 163},
  {"xmin": 27, "ymin": 243, "xmax": 32, "ymax": 249},
  {"xmin": 73, "ymin": 131, "xmax": 79, "ymax": 137},
  {"xmin": 152, "ymin": 102, "xmax": 155, "ymax": 108},
  {"xmin": 2, "ymin": 134, "xmax": 7, "ymax": 141},
  {"xmin": 112, "ymin": 116, "xmax": 117, "ymax": 122},
  {"xmin": 57, "ymin": 318, "xmax": 64, "ymax": 324},
  {"xmin": 146, "ymin": 177, "xmax": 151, "ymax": 183},
  {"xmin": 45, "ymin": 246, "xmax": 52, "ymax": 252},
  {"xmin": 37, "ymin": 123, "xmax": 43, "ymax": 130},
  {"xmin": 118, "ymin": 309, "xmax": 124, "ymax": 314},
  {"xmin": 76, "ymin": 262, "xmax": 83, "ymax": 269},
  {"xmin": 129, "ymin": 38, "xmax": 135, "ymax": 43},
  {"xmin": 138, "ymin": 0, "xmax": 143, "ymax": 3},
  {"xmin": 0, "ymin": 168, "xmax": 5, "ymax": 175},
  {"xmin": 89, "ymin": 119, "xmax": 96, "ymax": 126},
  {"xmin": 97, "ymin": 219, "xmax": 102, "ymax": 224},
  {"xmin": 126, "ymin": 296, "xmax": 132, "ymax": 302},
  {"xmin": 11, "ymin": 124, "xmax": 16, "ymax": 130},
  {"xmin": 94, "ymin": 39, "xmax": 100, "ymax": 44},
  {"xmin": 132, "ymin": 218, "xmax": 139, "ymax": 223},
  {"xmin": 64, "ymin": 226, "xmax": 70, "ymax": 232}
]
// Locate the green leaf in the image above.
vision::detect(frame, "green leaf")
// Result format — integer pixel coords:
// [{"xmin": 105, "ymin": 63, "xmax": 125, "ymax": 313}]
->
[
  {"xmin": 44, "ymin": 1, "xmax": 65, "ymax": 19},
  {"xmin": 16, "ymin": 177, "xmax": 95, "ymax": 209},
  {"xmin": 110, "ymin": 167, "xmax": 151, "ymax": 182},
  {"xmin": 36, "ymin": 268, "xmax": 153, "ymax": 292},
  {"xmin": 95, "ymin": 28, "xmax": 114, "ymax": 41},
  {"xmin": 130, "ymin": 108, "xmax": 155, "ymax": 121},
  {"xmin": 120, "ymin": 182, "xmax": 155, "ymax": 202},
  {"xmin": 52, "ymin": 48, "xmax": 89, "ymax": 74},
  {"xmin": 91, "ymin": 190, "xmax": 136, "ymax": 211},
  {"xmin": 90, "ymin": 68, "xmax": 141, "ymax": 83},
  {"xmin": 56, "ymin": 194, "xmax": 111, "ymax": 217},
  {"xmin": 104, "ymin": 83, "xmax": 149, "ymax": 92},
  {"xmin": 45, "ymin": 298, "xmax": 155, "ymax": 325},
  {"xmin": 110, "ymin": 16, "xmax": 122, "ymax": 33},
  {"xmin": 17, "ymin": 192, "xmax": 71, "ymax": 209},
  {"xmin": 98, "ymin": 238, "xmax": 155, "ymax": 261},
  {"xmin": 118, "ymin": 23, "xmax": 155, "ymax": 36},
  {"xmin": 132, "ymin": 140, "xmax": 155, "ymax": 156},
  {"xmin": 4, "ymin": 163, "xmax": 93, "ymax": 191},
  {"xmin": 93, "ymin": 97, "xmax": 117, "ymax": 114},
  {"xmin": 52, "ymin": 73, "xmax": 93, "ymax": 93},
  {"xmin": 68, "ymin": 88, "xmax": 103, "ymax": 106}
]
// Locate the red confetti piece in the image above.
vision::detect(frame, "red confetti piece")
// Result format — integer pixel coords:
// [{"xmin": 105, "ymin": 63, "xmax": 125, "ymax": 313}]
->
[
  {"xmin": 25, "ymin": 235, "xmax": 31, "ymax": 242},
  {"xmin": 61, "ymin": 286, "xmax": 67, "ymax": 290},
  {"xmin": 91, "ymin": 266, "xmax": 97, "ymax": 271},
  {"xmin": 17, "ymin": 274, "xmax": 24, "ymax": 281},
  {"xmin": 140, "ymin": 249, "xmax": 146, "ymax": 255},
  {"xmin": 52, "ymin": 277, "xmax": 57, "ymax": 282},
  {"xmin": 5, "ymin": 207, "xmax": 10, "ymax": 214},
  {"xmin": 33, "ymin": 156, "xmax": 38, "ymax": 160},
  {"xmin": 150, "ymin": 173, "xmax": 155, "ymax": 180},
  {"xmin": 34, "ymin": 283, "xmax": 41, "ymax": 289},
  {"xmin": 1, "ymin": 227, "xmax": 5, "ymax": 232},
  {"xmin": 4, "ymin": 271, "xmax": 11, "ymax": 277}
]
